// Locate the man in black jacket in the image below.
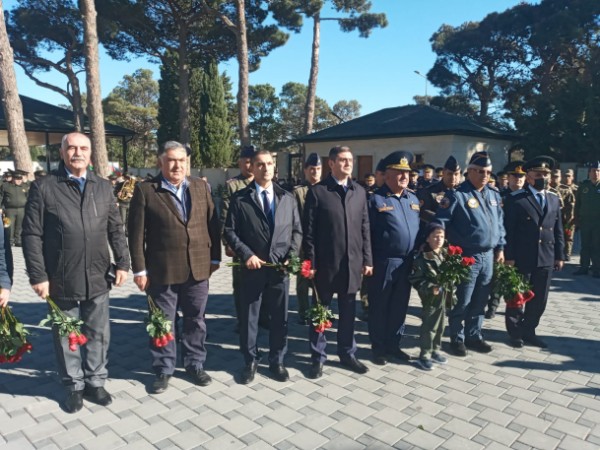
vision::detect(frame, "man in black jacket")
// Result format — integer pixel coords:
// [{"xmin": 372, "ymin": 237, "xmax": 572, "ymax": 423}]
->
[
  {"xmin": 22, "ymin": 132, "xmax": 130, "ymax": 413},
  {"xmin": 224, "ymin": 150, "xmax": 302, "ymax": 384},
  {"xmin": 303, "ymin": 145, "xmax": 373, "ymax": 379}
]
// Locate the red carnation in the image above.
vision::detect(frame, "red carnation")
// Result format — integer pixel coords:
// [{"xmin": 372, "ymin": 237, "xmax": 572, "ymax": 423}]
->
[
  {"xmin": 314, "ymin": 323, "xmax": 326, "ymax": 333},
  {"xmin": 324, "ymin": 320, "xmax": 332, "ymax": 329},
  {"xmin": 301, "ymin": 260, "xmax": 312, "ymax": 278},
  {"xmin": 166, "ymin": 332, "xmax": 175, "ymax": 342},
  {"xmin": 461, "ymin": 257, "xmax": 475, "ymax": 266},
  {"xmin": 523, "ymin": 290, "xmax": 535, "ymax": 302},
  {"xmin": 69, "ymin": 344, "xmax": 78, "ymax": 352},
  {"xmin": 78, "ymin": 334, "xmax": 88, "ymax": 345},
  {"xmin": 448, "ymin": 245, "xmax": 463, "ymax": 256}
]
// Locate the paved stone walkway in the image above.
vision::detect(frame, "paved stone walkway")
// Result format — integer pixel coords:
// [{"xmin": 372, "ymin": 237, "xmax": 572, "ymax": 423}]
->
[{"xmin": 1, "ymin": 249, "xmax": 599, "ymax": 449}]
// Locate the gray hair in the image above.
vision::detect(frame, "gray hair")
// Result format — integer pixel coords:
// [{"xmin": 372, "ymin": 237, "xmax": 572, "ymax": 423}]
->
[{"xmin": 61, "ymin": 132, "xmax": 90, "ymax": 150}]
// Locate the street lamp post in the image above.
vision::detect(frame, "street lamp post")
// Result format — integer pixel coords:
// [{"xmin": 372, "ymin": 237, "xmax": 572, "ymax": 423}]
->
[{"xmin": 414, "ymin": 70, "xmax": 429, "ymax": 105}]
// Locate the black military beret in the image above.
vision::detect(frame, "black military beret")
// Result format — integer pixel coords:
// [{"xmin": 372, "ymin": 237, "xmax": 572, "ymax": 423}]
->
[
  {"xmin": 239, "ymin": 145, "xmax": 256, "ymax": 159},
  {"xmin": 524, "ymin": 155, "xmax": 555, "ymax": 173},
  {"xmin": 422, "ymin": 164, "xmax": 435, "ymax": 172},
  {"xmin": 504, "ymin": 160, "xmax": 526, "ymax": 175},
  {"xmin": 304, "ymin": 153, "xmax": 322, "ymax": 168},
  {"xmin": 382, "ymin": 151, "xmax": 414, "ymax": 171},
  {"xmin": 443, "ymin": 156, "xmax": 461, "ymax": 172},
  {"xmin": 468, "ymin": 151, "xmax": 492, "ymax": 167}
]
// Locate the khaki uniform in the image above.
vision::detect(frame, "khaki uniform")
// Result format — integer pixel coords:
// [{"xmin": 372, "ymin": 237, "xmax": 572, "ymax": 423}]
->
[
  {"xmin": 293, "ymin": 184, "xmax": 311, "ymax": 322},
  {"xmin": 2, "ymin": 182, "xmax": 29, "ymax": 245},
  {"xmin": 575, "ymin": 179, "xmax": 600, "ymax": 273},
  {"xmin": 550, "ymin": 184, "xmax": 576, "ymax": 258}
]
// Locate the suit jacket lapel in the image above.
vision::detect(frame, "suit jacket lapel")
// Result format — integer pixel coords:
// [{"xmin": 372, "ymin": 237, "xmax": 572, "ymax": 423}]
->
[
  {"xmin": 154, "ymin": 182, "xmax": 186, "ymax": 225},
  {"xmin": 525, "ymin": 190, "xmax": 543, "ymax": 221}
]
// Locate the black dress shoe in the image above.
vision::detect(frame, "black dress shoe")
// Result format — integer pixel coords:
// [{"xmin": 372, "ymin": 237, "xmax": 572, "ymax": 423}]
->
[
  {"xmin": 151, "ymin": 374, "xmax": 171, "ymax": 394},
  {"xmin": 340, "ymin": 357, "xmax": 369, "ymax": 374},
  {"xmin": 186, "ymin": 367, "xmax": 212, "ymax": 386},
  {"xmin": 523, "ymin": 335, "xmax": 548, "ymax": 348},
  {"xmin": 510, "ymin": 338, "xmax": 524, "ymax": 348},
  {"xmin": 372, "ymin": 355, "xmax": 387, "ymax": 366},
  {"xmin": 269, "ymin": 363, "xmax": 290, "ymax": 382},
  {"xmin": 450, "ymin": 341, "xmax": 468, "ymax": 357},
  {"xmin": 574, "ymin": 267, "xmax": 589, "ymax": 275},
  {"xmin": 465, "ymin": 339, "xmax": 493, "ymax": 353},
  {"xmin": 308, "ymin": 362, "xmax": 323, "ymax": 379},
  {"xmin": 83, "ymin": 385, "xmax": 112, "ymax": 406},
  {"xmin": 241, "ymin": 361, "xmax": 258, "ymax": 384},
  {"xmin": 387, "ymin": 349, "xmax": 411, "ymax": 361},
  {"xmin": 64, "ymin": 390, "xmax": 84, "ymax": 413},
  {"xmin": 485, "ymin": 309, "xmax": 496, "ymax": 319}
]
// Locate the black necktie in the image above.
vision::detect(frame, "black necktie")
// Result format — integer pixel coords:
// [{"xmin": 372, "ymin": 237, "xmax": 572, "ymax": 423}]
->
[
  {"xmin": 262, "ymin": 190, "xmax": 274, "ymax": 231},
  {"xmin": 536, "ymin": 193, "xmax": 545, "ymax": 210}
]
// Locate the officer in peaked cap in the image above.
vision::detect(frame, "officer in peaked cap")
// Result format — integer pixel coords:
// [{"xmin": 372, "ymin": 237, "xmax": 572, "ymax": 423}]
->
[
  {"xmin": 417, "ymin": 164, "xmax": 435, "ymax": 190},
  {"xmin": 435, "ymin": 151, "xmax": 506, "ymax": 356},
  {"xmin": 497, "ymin": 171, "xmax": 508, "ymax": 189},
  {"xmin": 574, "ymin": 160, "xmax": 600, "ymax": 277},
  {"xmin": 375, "ymin": 158, "xmax": 386, "ymax": 188},
  {"xmin": 293, "ymin": 153, "xmax": 322, "ymax": 324},
  {"xmin": 409, "ymin": 167, "xmax": 419, "ymax": 191},
  {"xmin": 367, "ymin": 150, "xmax": 420, "ymax": 365},
  {"xmin": 503, "ymin": 155, "xmax": 564, "ymax": 348}
]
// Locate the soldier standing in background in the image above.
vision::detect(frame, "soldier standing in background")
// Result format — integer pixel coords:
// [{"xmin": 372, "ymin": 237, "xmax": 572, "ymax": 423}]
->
[
  {"xmin": 292, "ymin": 153, "xmax": 322, "ymax": 325},
  {"xmin": 375, "ymin": 159, "xmax": 386, "ymax": 188},
  {"xmin": 574, "ymin": 162, "xmax": 600, "ymax": 278},
  {"xmin": 417, "ymin": 164, "xmax": 435, "ymax": 190},
  {"xmin": 549, "ymin": 169, "xmax": 575, "ymax": 261},
  {"xmin": 2, "ymin": 169, "xmax": 30, "ymax": 246},
  {"xmin": 115, "ymin": 173, "xmax": 135, "ymax": 235},
  {"xmin": 408, "ymin": 168, "xmax": 419, "ymax": 191}
]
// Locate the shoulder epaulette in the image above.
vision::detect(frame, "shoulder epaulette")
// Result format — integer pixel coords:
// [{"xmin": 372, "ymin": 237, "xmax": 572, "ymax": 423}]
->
[{"xmin": 547, "ymin": 190, "xmax": 558, "ymax": 196}]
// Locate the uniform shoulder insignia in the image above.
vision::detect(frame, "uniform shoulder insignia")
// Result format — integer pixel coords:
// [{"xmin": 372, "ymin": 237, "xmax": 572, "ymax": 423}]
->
[
  {"xmin": 488, "ymin": 185, "xmax": 500, "ymax": 192},
  {"xmin": 547, "ymin": 190, "xmax": 558, "ymax": 196}
]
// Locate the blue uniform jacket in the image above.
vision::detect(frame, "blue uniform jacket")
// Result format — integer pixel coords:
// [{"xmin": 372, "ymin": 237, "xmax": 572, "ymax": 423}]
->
[
  {"xmin": 435, "ymin": 180, "xmax": 506, "ymax": 255},
  {"xmin": 368, "ymin": 184, "xmax": 420, "ymax": 261}
]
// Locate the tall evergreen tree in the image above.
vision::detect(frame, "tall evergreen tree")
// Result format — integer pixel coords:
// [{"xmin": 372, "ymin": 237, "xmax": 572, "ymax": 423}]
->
[{"xmin": 199, "ymin": 60, "xmax": 233, "ymax": 168}]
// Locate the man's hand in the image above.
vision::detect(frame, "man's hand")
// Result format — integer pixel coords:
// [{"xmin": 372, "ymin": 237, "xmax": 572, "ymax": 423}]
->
[
  {"xmin": 432, "ymin": 287, "xmax": 440, "ymax": 296},
  {"xmin": 225, "ymin": 246, "xmax": 235, "ymax": 257},
  {"xmin": 32, "ymin": 281, "xmax": 49, "ymax": 299},
  {"xmin": 505, "ymin": 260, "xmax": 515, "ymax": 267},
  {"xmin": 210, "ymin": 263, "xmax": 220, "ymax": 275},
  {"xmin": 246, "ymin": 255, "xmax": 266, "ymax": 270},
  {"xmin": 495, "ymin": 250, "xmax": 505, "ymax": 263},
  {"xmin": 362, "ymin": 266, "xmax": 373, "ymax": 277},
  {"xmin": 554, "ymin": 260, "xmax": 564, "ymax": 271},
  {"xmin": 114, "ymin": 270, "xmax": 128, "ymax": 287},
  {"xmin": 308, "ymin": 269, "xmax": 316, "ymax": 280},
  {"xmin": 134, "ymin": 275, "xmax": 149, "ymax": 292},
  {"xmin": 0, "ymin": 288, "xmax": 10, "ymax": 307}
]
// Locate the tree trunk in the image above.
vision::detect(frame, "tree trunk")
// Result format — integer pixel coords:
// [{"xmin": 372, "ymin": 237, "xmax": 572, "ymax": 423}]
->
[
  {"xmin": 235, "ymin": 0, "xmax": 251, "ymax": 146},
  {"xmin": 178, "ymin": 26, "xmax": 191, "ymax": 147},
  {"xmin": 303, "ymin": 14, "xmax": 320, "ymax": 137},
  {"xmin": 67, "ymin": 70, "xmax": 85, "ymax": 131},
  {"xmin": 80, "ymin": 0, "xmax": 109, "ymax": 178},
  {"xmin": 0, "ymin": 1, "xmax": 33, "ymax": 177}
]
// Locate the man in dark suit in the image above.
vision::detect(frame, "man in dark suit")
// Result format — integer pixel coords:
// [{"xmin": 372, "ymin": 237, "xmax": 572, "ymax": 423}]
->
[
  {"xmin": 128, "ymin": 141, "xmax": 221, "ymax": 394},
  {"xmin": 224, "ymin": 150, "xmax": 302, "ymax": 384},
  {"xmin": 504, "ymin": 156, "xmax": 565, "ymax": 348},
  {"xmin": 303, "ymin": 145, "xmax": 373, "ymax": 379}
]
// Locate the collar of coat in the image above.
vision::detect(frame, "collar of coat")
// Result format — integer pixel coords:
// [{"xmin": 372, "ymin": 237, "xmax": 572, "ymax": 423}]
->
[
  {"xmin": 242, "ymin": 181, "xmax": 287, "ymax": 198},
  {"xmin": 55, "ymin": 162, "xmax": 98, "ymax": 186},
  {"xmin": 324, "ymin": 173, "xmax": 356, "ymax": 191}
]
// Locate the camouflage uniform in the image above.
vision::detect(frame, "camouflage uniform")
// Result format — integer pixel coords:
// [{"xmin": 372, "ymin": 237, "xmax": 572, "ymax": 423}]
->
[
  {"xmin": 575, "ymin": 178, "xmax": 600, "ymax": 276},
  {"xmin": 292, "ymin": 183, "xmax": 311, "ymax": 322},
  {"xmin": 2, "ymin": 181, "xmax": 29, "ymax": 246},
  {"xmin": 549, "ymin": 184, "xmax": 575, "ymax": 259}
]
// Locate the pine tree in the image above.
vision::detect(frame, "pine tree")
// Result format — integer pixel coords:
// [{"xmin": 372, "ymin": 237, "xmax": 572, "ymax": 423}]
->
[{"xmin": 199, "ymin": 60, "xmax": 233, "ymax": 168}]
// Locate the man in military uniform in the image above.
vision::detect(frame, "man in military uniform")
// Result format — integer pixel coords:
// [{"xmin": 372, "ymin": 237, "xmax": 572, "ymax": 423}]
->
[
  {"xmin": 221, "ymin": 146, "xmax": 270, "ymax": 329},
  {"xmin": 497, "ymin": 171, "xmax": 509, "ymax": 190},
  {"xmin": 564, "ymin": 169, "xmax": 577, "ymax": 193},
  {"xmin": 504, "ymin": 156, "xmax": 564, "ymax": 348},
  {"xmin": 550, "ymin": 169, "xmax": 575, "ymax": 261},
  {"xmin": 115, "ymin": 173, "xmax": 135, "ymax": 234},
  {"xmin": 292, "ymin": 153, "xmax": 322, "ymax": 324},
  {"xmin": 375, "ymin": 159, "xmax": 386, "ymax": 188},
  {"xmin": 436, "ymin": 152, "xmax": 506, "ymax": 356},
  {"xmin": 367, "ymin": 151, "xmax": 420, "ymax": 365},
  {"xmin": 574, "ymin": 162, "xmax": 600, "ymax": 277},
  {"xmin": 34, "ymin": 169, "xmax": 47, "ymax": 181},
  {"xmin": 486, "ymin": 160, "xmax": 526, "ymax": 319},
  {"xmin": 435, "ymin": 167, "xmax": 444, "ymax": 181},
  {"xmin": 408, "ymin": 168, "xmax": 419, "ymax": 191},
  {"xmin": 2, "ymin": 169, "xmax": 30, "ymax": 246},
  {"xmin": 418, "ymin": 156, "xmax": 461, "ymax": 226},
  {"xmin": 417, "ymin": 164, "xmax": 435, "ymax": 190}
]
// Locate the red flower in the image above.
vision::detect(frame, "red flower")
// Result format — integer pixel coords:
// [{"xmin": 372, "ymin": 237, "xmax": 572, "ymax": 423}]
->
[
  {"xmin": 314, "ymin": 323, "xmax": 326, "ymax": 333},
  {"xmin": 324, "ymin": 320, "xmax": 332, "ymax": 329},
  {"xmin": 523, "ymin": 290, "xmax": 535, "ymax": 302},
  {"xmin": 152, "ymin": 337, "xmax": 162, "ymax": 348},
  {"xmin": 69, "ymin": 344, "xmax": 78, "ymax": 352},
  {"xmin": 301, "ymin": 260, "xmax": 312, "ymax": 278},
  {"xmin": 448, "ymin": 245, "xmax": 463, "ymax": 256},
  {"xmin": 461, "ymin": 257, "xmax": 475, "ymax": 266},
  {"xmin": 166, "ymin": 332, "xmax": 175, "ymax": 342},
  {"xmin": 78, "ymin": 334, "xmax": 88, "ymax": 345},
  {"xmin": 565, "ymin": 229, "xmax": 572, "ymax": 237},
  {"xmin": 513, "ymin": 292, "xmax": 525, "ymax": 303}
]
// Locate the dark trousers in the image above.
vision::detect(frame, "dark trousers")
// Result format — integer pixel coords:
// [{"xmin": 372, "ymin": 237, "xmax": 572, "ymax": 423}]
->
[
  {"xmin": 367, "ymin": 258, "xmax": 412, "ymax": 356},
  {"xmin": 296, "ymin": 274, "xmax": 310, "ymax": 320},
  {"xmin": 233, "ymin": 263, "xmax": 269, "ymax": 326},
  {"xmin": 506, "ymin": 267, "xmax": 552, "ymax": 339},
  {"xmin": 6, "ymin": 207, "xmax": 24, "ymax": 245},
  {"xmin": 579, "ymin": 224, "xmax": 600, "ymax": 269},
  {"xmin": 147, "ymin": 276, "xmax": 209, "ymax": 374},
  {"xmin": 309, "ymin": 289, "xmax": 357, "ymax": 364},
  {"xmin": 52, "ymin": 292, "xmax": 110, "ymax": 392},
  {"xmin": 239, "ymin": 268, "xmax": 289, "ymax": 365}
]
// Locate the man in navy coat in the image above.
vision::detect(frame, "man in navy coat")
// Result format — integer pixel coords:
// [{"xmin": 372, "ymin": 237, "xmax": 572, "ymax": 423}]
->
[{"xmin": 503, "ymin": 156, "xmax": 564, "ymax": 348}]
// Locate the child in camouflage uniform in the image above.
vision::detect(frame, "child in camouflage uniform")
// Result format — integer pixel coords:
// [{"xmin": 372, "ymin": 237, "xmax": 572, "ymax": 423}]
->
[{"xmin": 409, "ymin": 221, "xmax": 451, "ymax": 371}]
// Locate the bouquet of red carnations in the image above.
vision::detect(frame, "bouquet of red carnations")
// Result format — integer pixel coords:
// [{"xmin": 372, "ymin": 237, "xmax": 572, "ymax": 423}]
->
[
  {"xmin": 492, "ymin": 263, "xmax": 534, "ymax": 309},
  {"xmin": 227, "ymin": 252, "xmax": 303, "ymax": 275},
  {"xmin": 39, "ymin": 296, "xmax": 87, "ymax": 351},
  {"xmin": 300, "ymin": 260, "xmax": 334, "ymax": 333},
  {"xmin": 146, "ymin": 296, "xmax": 174, "ymax": 348},
  {"xmin": 436, "ymin": 245, "xmax": 475, "ymax": 307},
  {"xmin": 0, "ymin": 306, "xmax": 32, "ymax": 363}
]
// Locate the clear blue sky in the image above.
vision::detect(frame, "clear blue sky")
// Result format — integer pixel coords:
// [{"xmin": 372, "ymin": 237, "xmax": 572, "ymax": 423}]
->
[{"xmin": 8, "ymin": 0, "xmax": 528, "ymax": 116}]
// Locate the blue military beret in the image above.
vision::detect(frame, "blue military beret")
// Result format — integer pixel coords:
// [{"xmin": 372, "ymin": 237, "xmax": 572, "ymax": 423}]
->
[
  {"xmin": 523, "ymin": 155, "xmax": 555, "ymax": 173},
  {"xmin": 587, "ymin": 161, "xmax": 600, "ymax": 169},
  {"xmin": 468, "ymin": 151, "xmax": 492, "ymax": 167},
  {"xmin": 444, "ymin": 155, "xmax": 461, "ymax": 172},
  {"xmin": 304, "ymin": 153, "xmax": 322, "ymax": 168},
  {"xmin": 382, "ymin": 150, "xmax": 414, "ymax": 171},
  {"xmin": 239, "ymin": 145, "xmax": 256, "ymax": 159}
]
